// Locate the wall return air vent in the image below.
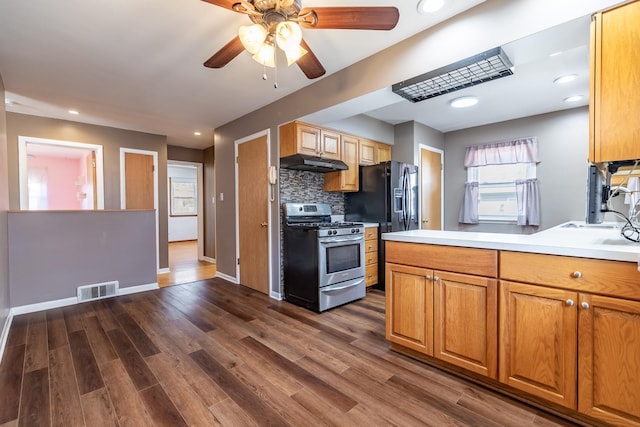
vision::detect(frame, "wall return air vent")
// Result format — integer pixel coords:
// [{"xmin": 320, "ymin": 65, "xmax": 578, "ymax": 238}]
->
[
  {"xmin": 392, "ymin": 47, "xmax": 514, "ymax": 103},
  {"xmin": 77, "ymin": 281, "xmax": 118, "ymax": 302}
]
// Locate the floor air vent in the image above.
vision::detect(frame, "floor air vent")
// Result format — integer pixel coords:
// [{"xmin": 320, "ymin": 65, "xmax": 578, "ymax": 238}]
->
[{"xmin": 77, "ymin": 281, "xmax": 119, "ymax": 302}]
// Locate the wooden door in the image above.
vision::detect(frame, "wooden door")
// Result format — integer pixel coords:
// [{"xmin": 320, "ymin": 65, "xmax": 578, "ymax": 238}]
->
[
  {"xmin": 499, "ymin": 281, "xmax": 577, "ymax": 409},
  {"xmin": 420, "ymin": 147, "xmax": 442, "ymax": 230},
  {"xmin": 238, "ymin": 135, "xmax": 269, "ymax": 294},
  {"xmin": 578, "ymin": 294, "xmax": 640, "ymax": 426},
  {"xmin": 434, "ymin": 271, "xmax": 497, "ymax": 378},
  {"xmin": 385, "ymin": 263, "xmax": 433, "ymax": 355},
  {"xmin": 124, "ymin": 152, "xmax": 154, "ymax": 209}
]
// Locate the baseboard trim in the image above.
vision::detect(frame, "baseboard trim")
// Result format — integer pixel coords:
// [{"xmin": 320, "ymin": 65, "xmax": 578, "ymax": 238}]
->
[
  {"xmin": 10, "ymin": 282, "xmax": 160, "ymax": 316},
  {"xmin": 270, "ymin": 291, "xmax": 283, "ymax": 300},
  {"xmin": 201, "ymin": 256, "xmax": 216, "ymax": 263},
  {"xmin": 215, "ymin": 271, "xmax": 237, "ymax": 284},
  {"xmin": 0, "ymin": 312, "xmax": 13, "ymax": 366}
]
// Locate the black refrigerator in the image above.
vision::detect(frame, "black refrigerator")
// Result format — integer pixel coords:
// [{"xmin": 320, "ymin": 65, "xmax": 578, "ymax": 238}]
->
[{"xmin": 345, "ymin": 161, "xmax": 419, "ymax": 289}]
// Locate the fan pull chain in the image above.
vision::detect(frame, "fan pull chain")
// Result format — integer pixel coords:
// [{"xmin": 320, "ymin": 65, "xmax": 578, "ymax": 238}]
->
[{"xmin": 274, "ymin": 58, "xmax": 278, "ymax": 89}]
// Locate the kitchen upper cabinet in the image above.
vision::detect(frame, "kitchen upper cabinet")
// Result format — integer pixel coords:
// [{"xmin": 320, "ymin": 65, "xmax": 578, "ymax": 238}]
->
[
  {"xmin": 435, "ymin": 271, "xmax": 497, "ymax": 379},
  {"xmin": 578, "ymin": 294, "xmax": 640, "ymax": 426},
  {"xmin": 499, "ymin": 281, "xmax": 578, "ymax": 409},
  {"xmin": 590, "ymin": 0, "xmax": 640, "ymax": 162},
  {"xmin": 280, "ymin": 121, "xmax": 340, "ymax": 160},
  {"xmin": 358, "ymin": 139, "xmax": 377, "ymax": 165},
  {"xmin": 325, "ymin": 134, "xmax": 358, "ymax": 192},
  {"xmin": 386, "ymin": 262, "xmax": 433, "ymax": 355},
  {"xmin": 377, "ymin": 143, "xmax": 392, "ymax": 163}
]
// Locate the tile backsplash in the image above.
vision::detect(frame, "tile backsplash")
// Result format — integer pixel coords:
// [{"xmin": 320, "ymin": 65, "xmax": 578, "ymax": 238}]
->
[{"xmin": 279, "ymin": 168, "xmax": 345, "ymax": 214}]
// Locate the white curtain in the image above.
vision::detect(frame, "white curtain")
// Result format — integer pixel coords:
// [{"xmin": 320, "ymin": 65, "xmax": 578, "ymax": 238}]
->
[
  {"xmin": 464, "ymin": 137, "xmax": 539, "ymax": 167},
  {"xmin": 515, "ymin": 179, "xmax": 540, "ymax": 226},
  {"xmin": 459, "ymin": 182, "xmax": 479, "ymax": 224},
  {"xmin": 460, "ymin": 137, "xmax": 540, "ymax": 225}
]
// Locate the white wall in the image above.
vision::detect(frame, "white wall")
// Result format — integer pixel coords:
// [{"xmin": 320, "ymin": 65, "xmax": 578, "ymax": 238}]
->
[{"xmin": 167, "ymin": 164, "xmax": 198, "ymax": 242}]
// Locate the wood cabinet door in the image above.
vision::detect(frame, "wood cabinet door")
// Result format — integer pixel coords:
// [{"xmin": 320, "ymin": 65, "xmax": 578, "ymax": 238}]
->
[
  {"xmin": 296, "ymin": 123, "xmax": 321, "ymax": 156},
  {"xmin": 320, "ymin": 130, "xmax": 340, "ymax": 159},
  {"xmin": 385, "ymin": 263, "xmax": 433, "ymax": 355},
  {"xmin": 341, "ymin": 135, "xmax": 358, "ymax": 191},
  {"xmin": 434, "ymin": 271, "xmax": 497, "ymax": 378},
  {"xmin": 358, "ymin": 139, "xmax": 377, "ymax": 165},
  {"xmin": 377, "ymin": 144, "xmax": 391, "ymax": 163},
  {"xmin": 499, "ymin": 281, "xmax": 577, "ymax": 409},
  {"xmin": 591, "ymin": 1, "xmax": 640, "ymax": 162},
  {"xmin": 578, "ymin": 294, "xmax": 640, "ymax": 426}
]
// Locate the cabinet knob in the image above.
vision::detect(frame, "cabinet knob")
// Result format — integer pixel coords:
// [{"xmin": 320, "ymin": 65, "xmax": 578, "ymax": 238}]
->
[
  {"xmin": 425, "ymin": 275, "xmax": 431, "ymax": 280},
  {"xmin": 434, "ymin": 276, "xmax": 440, "ymax": 282},
  {"xmin": 566, "ymin": 299, "xmax": 575, "ymax": 307},
  {"xmin": 581, "ymin": 302, "xmax": 590, "ymax": 310},
  {"xmin": 422, "ymin": 219, "xmax": 429, "ymax": 224},
  {"xmin": 260, "ymin": 222, "xmax": 268, "ymax": 227},
  {"xmin": 572, "ymin": 271, "xmax": 582, "ymax": 278}
]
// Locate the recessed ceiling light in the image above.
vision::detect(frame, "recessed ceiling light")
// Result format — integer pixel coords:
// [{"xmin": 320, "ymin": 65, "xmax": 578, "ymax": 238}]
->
[
  {"xmin": 564, "ymin": 95, "xmax": 584, "ymax": 103},
  {"xmin": 68, "ymin": 110, "xmax": 79, "ymax": 115},
  {"xmin": 194, "ymin": 131, "xmax": 201, "ymax": 136},
  {"xmin": 450, "ymin": 96, "xmax": 478, "ymax": 108},
  {"xmin": 554, "ymin": 74, "xmax": 577, "ymax": 84},
  {"xmin": 549, "ymin": 51, "xmax": 563, "ymax": 57},
  {"xmin": 417, "ymin": 0, "xmax": 444, "ymax": 14}
]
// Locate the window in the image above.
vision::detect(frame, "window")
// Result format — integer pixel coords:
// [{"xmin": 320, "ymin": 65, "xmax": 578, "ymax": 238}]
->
[
  {"xmin": 170, "ymin": 178, "xmax": 197, "ymax": 216},
  {"xmin": 467, "ymin": 163, "xmax": 536, "ymax": 222}
]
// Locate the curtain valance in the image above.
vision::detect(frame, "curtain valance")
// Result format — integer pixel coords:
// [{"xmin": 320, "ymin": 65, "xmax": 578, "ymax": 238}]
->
[{"xmin": 463, "ymin": 137, "xmax": 539, "ymax": 167}]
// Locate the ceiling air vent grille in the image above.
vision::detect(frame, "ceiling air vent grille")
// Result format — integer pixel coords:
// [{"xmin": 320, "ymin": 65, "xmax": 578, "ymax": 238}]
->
[{"xmin": 392, "ymin": 47, "xmax": 514, "ymax": 103}]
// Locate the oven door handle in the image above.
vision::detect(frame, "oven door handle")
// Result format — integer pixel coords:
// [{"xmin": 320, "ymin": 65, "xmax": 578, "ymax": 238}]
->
[
  {"xmin": 320, "ymin": 236, "xmax": 364, "ymax": 244},
  {"xmin": 321, "ymin": 279, "xmax": 365, "ymax": 293}
]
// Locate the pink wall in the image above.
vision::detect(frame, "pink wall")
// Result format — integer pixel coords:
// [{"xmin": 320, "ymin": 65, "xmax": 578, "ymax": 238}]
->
[{"xmin": 28, "ymin": 155, "xmax": 83, "ymax": 210}]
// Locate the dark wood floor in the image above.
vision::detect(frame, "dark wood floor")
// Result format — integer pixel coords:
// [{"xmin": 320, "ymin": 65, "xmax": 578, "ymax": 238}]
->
[{"xmin": 0, "ymin": 279, "xmax": 577, "ymax": 427}]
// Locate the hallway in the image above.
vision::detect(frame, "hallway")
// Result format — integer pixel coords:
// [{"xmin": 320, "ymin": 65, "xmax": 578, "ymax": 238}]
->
[{"xmin": 157, "ymin": 241, "xmax": 216, "ymax": 287}]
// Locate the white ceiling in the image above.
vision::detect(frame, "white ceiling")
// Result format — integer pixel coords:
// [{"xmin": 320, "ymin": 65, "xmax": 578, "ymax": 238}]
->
[{"xmin": 0, "ymin": 0, "xmax": 486, "ymax": 149}]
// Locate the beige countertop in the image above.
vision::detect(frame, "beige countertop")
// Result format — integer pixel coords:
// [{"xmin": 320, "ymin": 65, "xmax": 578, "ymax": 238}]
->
[{"xmin": 382, "ymin": 222, "xmax": 640, "ymax": 263}]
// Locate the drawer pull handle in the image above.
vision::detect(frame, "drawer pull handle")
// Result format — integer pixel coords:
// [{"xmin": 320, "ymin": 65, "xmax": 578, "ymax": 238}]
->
[
  {"xmin": 581, "ymin": 302, "xmax": 590, "ymax": 310},
  {"xmin": 572, "ymin": 271, "xmax": 582, "ymax": 278},
  {"xmin": 566, "ymin": 299, "xmax": 575, "ymax": 307}
]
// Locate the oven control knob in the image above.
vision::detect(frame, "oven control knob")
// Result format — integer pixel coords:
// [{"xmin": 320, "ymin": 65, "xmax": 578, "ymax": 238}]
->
[{"xmin": 331, "ymin": 230, "xmax": 337, "ymax": 235}]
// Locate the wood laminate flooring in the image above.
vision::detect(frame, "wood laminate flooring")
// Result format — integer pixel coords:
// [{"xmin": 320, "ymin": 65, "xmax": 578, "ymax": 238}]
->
[
  {"xmin": 0, "ymin": 279, "xmax": 578, "ymax": 426},
  {"xmin": 158, "ymin": 241, "xmax": 216, "ymax": 288}
]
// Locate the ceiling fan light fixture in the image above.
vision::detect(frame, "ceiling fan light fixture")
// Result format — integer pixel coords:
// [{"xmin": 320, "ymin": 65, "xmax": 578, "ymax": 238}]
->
[
  {"xmin": 252, "ymin": 42, "xmax": 276, "ymax": 68},
  {"xmin": 418, "ymin": 0, "xmax": 444, "ymax": 14},
  {"xmin": 283, "ymin": 44, "xmax": 308, "ymax": 66},
  {"xmin": 239, "ymin": 24, "xmax": 268, "ymax": 54},
  {"xmin": 275, "ymin": 21, "xmax": 302, "ymax": 50}
]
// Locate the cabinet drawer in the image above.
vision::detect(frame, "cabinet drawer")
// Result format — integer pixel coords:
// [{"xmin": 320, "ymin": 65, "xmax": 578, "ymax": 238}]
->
[
  {"xmin": 365, "ymin": 251, "xmax": 377, "ymax": 265},
  {"xmin": 365, "ymin": 263, "xmax": 378, "ymax": 286},
  {"xmin": 500, "ymin": 251, "xmax": 640, "ymax": 300},
  {"xmin": 365, "ymin": 227, "xmax": 377, "ymax": 240},
  {"xmin": 386, "ymin": 241, "xmax": 498, "ymax": 278},
  {"xmin": 365, "ymin": 239, "xmax": 378, "ymax": 253}
]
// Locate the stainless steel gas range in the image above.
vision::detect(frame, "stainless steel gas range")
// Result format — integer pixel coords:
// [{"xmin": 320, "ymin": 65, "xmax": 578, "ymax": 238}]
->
[{"xmin": 282, "ymin": 203, "xmax": 366, "ymax": 312}]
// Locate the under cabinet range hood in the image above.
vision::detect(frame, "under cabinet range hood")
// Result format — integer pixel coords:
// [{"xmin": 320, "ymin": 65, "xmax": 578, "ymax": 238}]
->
[{"xmin": 280, "ymin": 154, "xmax": 348, "ymax": 173}]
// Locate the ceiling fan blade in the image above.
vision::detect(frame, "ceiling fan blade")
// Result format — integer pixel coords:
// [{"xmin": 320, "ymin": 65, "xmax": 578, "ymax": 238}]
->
[
  {"xmin": 300, "ymin": 7, "xmax": 399, "ymax": 30},
  {"xmin": 204, "ymin": 36, "xmax": 245, "ymax": 68},
  {"xmin": 296, "ymin": 39, "xmax": 326, "ymax": 79},
  {"xmin": 201, "ymin": 0, "xmax": 237, "ymax": 10}
]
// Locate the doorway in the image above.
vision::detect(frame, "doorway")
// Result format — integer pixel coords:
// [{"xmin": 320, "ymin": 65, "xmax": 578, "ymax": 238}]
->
[
  {"xmin": 18, "ymin": 136, "xmax": 105, "ymax": 210},
  {"xmin": 235, "ymin": 130, "xmax": 272, "ymax": 295},
  {"xmin": 420, "ymin": 145, "xmax": 444, "ymax": 230}
]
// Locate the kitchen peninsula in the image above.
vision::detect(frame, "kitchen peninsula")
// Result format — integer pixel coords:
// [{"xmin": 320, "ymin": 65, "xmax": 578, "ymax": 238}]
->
[{"xmin": 382, "ymin": 224, "xmax": 640, "ymax": 426}]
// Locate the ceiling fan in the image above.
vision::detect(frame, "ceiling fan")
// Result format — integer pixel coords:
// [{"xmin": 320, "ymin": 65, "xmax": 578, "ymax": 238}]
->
[{"xmin": 201, "ymin": 0, "xmax": 399, "ymax": 79}]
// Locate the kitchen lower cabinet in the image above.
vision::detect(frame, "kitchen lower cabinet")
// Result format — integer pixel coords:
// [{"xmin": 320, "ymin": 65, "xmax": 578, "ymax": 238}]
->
[
  {"xmin": 364, "ymin": 227, "xmax": 378, "ymax": 287},
  {"xmin": 578, "ymin": 294, "xmax": 640, "ymax": 426},
  {"xmin": 385, "ymin": 262, "xmax": 433, "ymax": 355},
  {"xmin": 499, "ymin": 281, "xmax": 578, "ymax": 409},
  {"xmin": 435, "ymin": 271, "xmax": 497, "ymax": 379},
  {"xmin": 385, "ymin": 242, "xmax": 498, "ymax": 375}
]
